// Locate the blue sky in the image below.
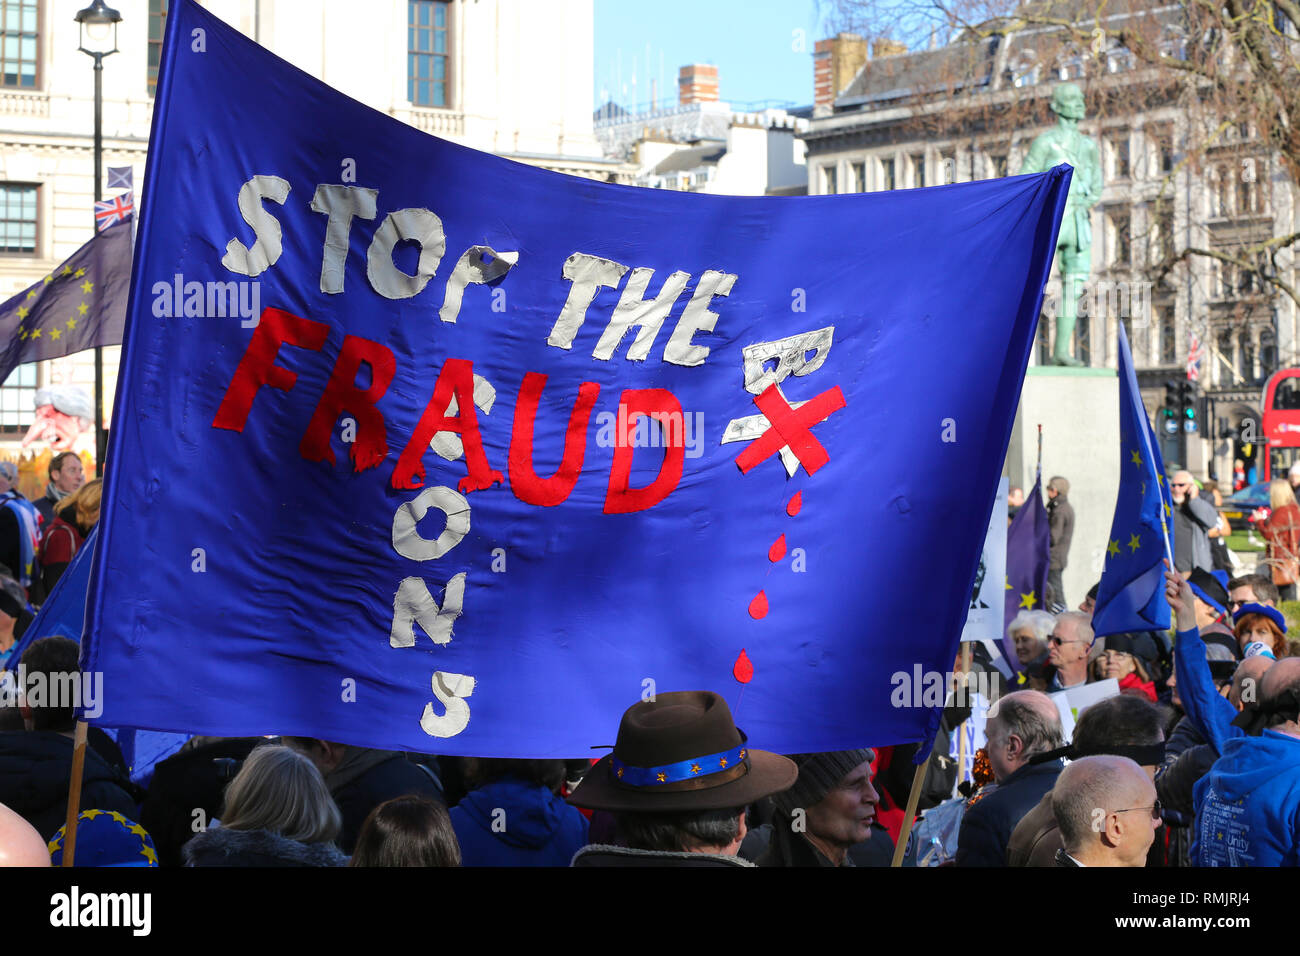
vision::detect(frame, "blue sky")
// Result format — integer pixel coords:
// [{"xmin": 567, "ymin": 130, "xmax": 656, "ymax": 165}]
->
[{"xmin": 594, "ymin": 0, "xmax": 826, "ymax": 111}]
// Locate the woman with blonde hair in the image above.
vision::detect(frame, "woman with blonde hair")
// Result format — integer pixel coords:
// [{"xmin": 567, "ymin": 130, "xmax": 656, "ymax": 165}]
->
[
  {"xmin": 1258, "ymin": 478, "xmax": 1300, "ymax": 600},
  {"xmin": 183, "ymin": 744, "xmax": 348, "ymax": 866},
  {"xmin": 38, "ymin": 477, "xmax": 102, "ymax": 594}
]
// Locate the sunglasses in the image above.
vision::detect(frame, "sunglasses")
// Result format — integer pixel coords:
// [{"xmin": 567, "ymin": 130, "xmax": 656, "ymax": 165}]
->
[
  {"xmin": 1171, "ymin": 482, "xmax": 1191, "ymax": 488},
  {"xmin": 1047, "ymin": 635, "xmax": 1085, "ymax": 645},
  {"xmin": 1113, "ymin": 799, "xmax": 1163, "ymax": 820}
]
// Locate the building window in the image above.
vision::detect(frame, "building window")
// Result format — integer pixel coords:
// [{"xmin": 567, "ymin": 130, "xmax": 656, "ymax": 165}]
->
[
  {"xmin": 1108, "ymin": 210, "xmax": 1131, "ymax": 268},
  {"xmin": 1238, "ymin": 159, "xmax": 1262, "ymax": 214},
  {"xmin": 1261, "ymin": 328, "xmax": 1277, "ymax": 377},
  {"xmin": 879, "ymin": 157, "xmax": 896, "ymax": 191},
  {"xmin": 1160, "ymin": 311, "xmax": 1176, "ymax": 364},
  {"xmin": 822, "ymin": 165, "xmax": 837, "ymax": 195},
  {"xmin": 408, "ymin": 0, "xmax": 450, "ymax": 107},
  {"xmin": 987, "ymin": 153, "xmax": 1008, "ymax": 179},
  {"xmin": 911, "ymin": 154, "xmax": 925, "ymax": 188},
  {"xmin": 1239, "ymin": 332, "xmax": 1254, "ymax": 382},
  {"xmin": 1210, "ymin": 165, "xmax": 1230, "ymax": 217},
  {"xmin": 850, "ymin": 161, "xmax": 865, "ymax": 192},
  {"xmin": 0, "ymin": 362, "xmax": 34, "ymax": 429},
  {"xmin": 1076, "ymin": 313, "xmax": 1091, "ymax": 366},
  {"xmin": 0, "ymin": 183, "xmax": 36, "ymax": 253},
  {"xmin": 147, "ymin": 0, "xmax": 166, "ymax": 96},
  {"xmin": 1107, "ymin": 134, "xmax": 1130, "ymax": 180},
  {"xmin": 1218, "ymin": 330, "xmax": 1235, "ymax": 381},
  {"xmin": 1155, "ymin": 127, "xmax": 1175, "ymax": 174},
  {"xmin": 0, "ymin": 0, "xmax": 37, "ymax": 89}
]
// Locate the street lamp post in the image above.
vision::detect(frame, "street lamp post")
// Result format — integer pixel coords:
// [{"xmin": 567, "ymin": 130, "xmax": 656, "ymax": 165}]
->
[{"xmin": 75, "ymin": 0, "xmax": 121, "ymax": 474}]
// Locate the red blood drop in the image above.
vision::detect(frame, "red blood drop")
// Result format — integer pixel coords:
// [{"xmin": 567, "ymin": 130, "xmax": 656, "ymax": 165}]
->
[
  {"xmin": 768, "ymin": 533, "xmax": 787, "ymax": 563},
  {"xmin": 748, "ymin": 590, "xmax": 769, "ymax": 620},
  {"xmin": 787, "ymin": 491, "xmax": 802, "ymax": 516},
  {"xmin": 733, "ymin": 648, "xmax": 754, "ymax": 684}
]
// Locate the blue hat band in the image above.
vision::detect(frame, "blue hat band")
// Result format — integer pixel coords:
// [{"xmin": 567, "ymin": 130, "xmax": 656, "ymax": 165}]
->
[{"xmin": 610, "ymin": 743, "xmax": 749, "ymax": 788}]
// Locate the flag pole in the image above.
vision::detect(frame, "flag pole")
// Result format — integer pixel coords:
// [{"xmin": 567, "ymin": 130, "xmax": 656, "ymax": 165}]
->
[
  {"xmin": 1036, "ymin": 423, "xmax": 1043, "ymax": 480},
  {"xmin": 60, "ymin": 719, "xmax": 89, "ymax": 867},
  {"xmin": 890, "ymin": 748, "xmax": 932, "ymax": 868}
]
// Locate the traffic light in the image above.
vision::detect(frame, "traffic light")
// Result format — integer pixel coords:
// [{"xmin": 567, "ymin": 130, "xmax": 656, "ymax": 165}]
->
[
  {"xmin": 1180, "ymin": 380, "xmax": 1198, "ymax": 433},
  {"xmin": 1164, "ymin": 379, "xmax": 1179, "ymax": 412}
]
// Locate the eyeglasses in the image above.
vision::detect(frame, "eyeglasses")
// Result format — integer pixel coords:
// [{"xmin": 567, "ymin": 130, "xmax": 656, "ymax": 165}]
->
[
  {"xmin": 1171, "ymin": 482, "xmax": 1191, "ymax": 489},
  {"xmin": 1047, "ymin": 635, "xmax": 1085, "ymax": 646},
  {"xmin": 1113, "ymin": 799, "xmax": 1163, "ymax": 820}
]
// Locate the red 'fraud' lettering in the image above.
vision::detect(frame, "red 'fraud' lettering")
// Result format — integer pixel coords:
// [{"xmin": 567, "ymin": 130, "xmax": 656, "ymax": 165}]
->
[
  {"xmin": 213, "ymin": 307, "xmax": 330, "ymax": 432},
  {"xmin": 603, "ymin": 388, "xmax": 685, "ymax": 515},
  {"xmin": 508, "ymin": 373, "xmax": 600, "ymax": 507},
  {"xmin": 393, "ymin": 357, "xmax": 504, "ymax": 493},
  {"xmin": 299, "ymin": 334, "xmax": 397, "ymax": 472}
]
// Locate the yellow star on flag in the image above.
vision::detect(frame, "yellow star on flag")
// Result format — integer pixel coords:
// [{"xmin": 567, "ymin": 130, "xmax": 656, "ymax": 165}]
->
[
  {"xmin": 1107, "ymin": 539, "xmax": 1120, "ymax": 558},
  {"xmin": 81, "ymin": 809, "xmax": 104, "ymax": 820},
  {"xmin": 42, "ymin": 274, "xmax": 52, "ymax": 285},
  {"xmin": 18, "ymin": 329, "xmax": 27, "ymax": 340},
  {"xmin": 141, "ymin": 846, "xmax": 158, "ymax": 865},
  {"xmin": 109, "ymin": 811, "xmax": 128, "ymax": 824},
  {"xmin": 15, "ymin": 305, "xmax": 26, "ymax": 319},
  {"xmin": 1130, "ymin": 449, "xmax": 1143, "ymax": 467},
  {"xmin": 1128, "ymin": 532, "xmax": 1141, "ymax": 552},
  {"xmin": 129, "ymin": 823, "xmax": 149, "ymax": 837},
  {"xmin": 77, "ymin": 302, "xmax": 88, "ymax": 315},
  {"xmin": 49, "ymin": 328, "xmax": 60, "ymax": 340},
  {"xmin": 29, "ymin": 329, "xmax": 40, "ymax": 339},
  {"xmin": 1005, "ymin": 576, "xmax": 1012, "ymax": 591},
  {"xmin": 1140, "ymin": 482, "xmax": 1146, "ymax": 496},
  {"xmin": 74, "ymin": 268, "xmax": 85, "ymax": 277},
  {"xmin": 1157, "ymin": 473, "xmax": 1164, "ymax": 485},
  {"xmin": 66, "ymin": 318, "xmax": 77, "ymax": 330},
  {"xmin": 80, "ymin": 280, "xmax": 93, "ymax": 294},
  {"xmin": 25, "ymin": 289, "xmax": 35, "ymax": 299},
  {"xmin": 62, "ymin": 265, "xmax": 72, "ymax": 276},
  {"xmin": 1164, "ymin": 502, "xmax": 1171, "ymax": 517},
  {"xmin": 1019, "ymin": 590, "xmax": 1036, "ymax": 609}
]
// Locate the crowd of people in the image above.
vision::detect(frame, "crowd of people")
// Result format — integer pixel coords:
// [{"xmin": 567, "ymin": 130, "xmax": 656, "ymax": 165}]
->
[{"xmin": 0, "ymin": 458, "xmax": 1298, "ymax": 867}]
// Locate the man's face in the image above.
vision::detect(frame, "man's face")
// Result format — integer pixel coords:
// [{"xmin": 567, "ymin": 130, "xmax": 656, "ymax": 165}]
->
[
  {"xmin": 52, "ymin": 458, "xmax": 84, "ymax": 495},
  {"xmin": 1114, "ymin": 776, "xmax": 1161, "ymax": 866},
  {"xmin": 1047, "ymin": 620, "xmax": 1089, "ymax": 668},
  {"xmin": 1013, "ymin": 629, "xmax": 1041, "ymax": 664},
  {"xmin": 1170, "ymin": 473, "xmax": 1192, "ymax": 504},
  {"xmin": 1229, "ymin": 585, "xmax": 1260, "ymax": 613},
  {"xmin": 805, "ymin": 760, "xmax": 878, "ymax": 851},
  {"xmin": 1078, "ymin": 595, "xmax": 1095, "ymax": 617},
  {"xmin": 1047, "ymin": 486, "xmax": 1059, "ymax": 499}
]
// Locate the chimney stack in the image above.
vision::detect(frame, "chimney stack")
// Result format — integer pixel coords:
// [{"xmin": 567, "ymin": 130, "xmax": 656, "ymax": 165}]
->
[
  {"xmin": 814, "ymin": 33, "xmax": 867, "ymax": 111},
  {"xmin": 678, "ymin": 64, "xmax": 719, "ymax": 106}
]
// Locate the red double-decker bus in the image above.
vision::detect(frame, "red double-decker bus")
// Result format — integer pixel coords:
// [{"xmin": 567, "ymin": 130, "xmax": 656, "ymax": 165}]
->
[{"xmin": 1260, "ymin": 368, "xmax": 1300, "ymax": 481}]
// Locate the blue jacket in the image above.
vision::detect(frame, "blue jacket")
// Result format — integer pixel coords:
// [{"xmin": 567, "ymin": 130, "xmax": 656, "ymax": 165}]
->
[
  {"xmin": 1193, "ymin": 730, "xmax": 1300, "ymax": 866},
  {"xmin": 450, "ymin": 777, "xmax": 588, "ymax": 867},
  {"xmin": 1174, "ymin": 626, "xmax": 1241, "ymax": 756}
]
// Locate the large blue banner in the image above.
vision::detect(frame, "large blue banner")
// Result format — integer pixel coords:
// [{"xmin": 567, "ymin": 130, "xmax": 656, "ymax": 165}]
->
[{"xmin": 82, "ymin": 0, "xmax": 1069, "ymax": 757}]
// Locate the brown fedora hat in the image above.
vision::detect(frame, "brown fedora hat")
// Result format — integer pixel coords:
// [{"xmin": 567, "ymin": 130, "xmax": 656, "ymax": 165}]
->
[{"xmin": 566, "ymin": 690, "xmax": 798, "ymax": 812}]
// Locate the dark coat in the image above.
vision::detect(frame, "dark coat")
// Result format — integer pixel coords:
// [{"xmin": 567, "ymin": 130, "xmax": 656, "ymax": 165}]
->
[
  {"xmin": 324, "ymin": 748, "xmax": 444, "ymax": 854},
  {"xmin": 755, "ymin": 815, "xmax": 855, "ymax": 867},
  {"xmin": 956, "ymin": 759, "xmax": 1063, "ymax": 867},
  {"xmin": 1172, "ymin": 495, "xmax": 1218, "ymax": 573},
  {"xmin": 571, "ymin": 843, "xmax": 754, "ymax": 867},
  {"xmin": 1047, "ymin": 494, "xmax": 1074, "ymax": 572},
  {"xmin": 1157, "ymin": 718, "xmax": 1217, "ymax": 818},
  {"xmin": 450, "ymin": 777, "xmax": 588, "ymax": 867},
  {"xmin": 183, "ymin": 826, "xmax": 348, "ymax": 867},
  {"xmin": 0, "ymin": 730, "xmax": 137, "ymax": 840}
]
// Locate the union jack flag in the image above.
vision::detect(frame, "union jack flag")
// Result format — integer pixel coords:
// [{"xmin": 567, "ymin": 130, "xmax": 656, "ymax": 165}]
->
[
  {"xmin": 94, "ymin": 193, "xmax": 134, "ymax": 232},
  {"xmin": 1187, "ymin": 330, "xmax": 1204, "ymax": 382}
]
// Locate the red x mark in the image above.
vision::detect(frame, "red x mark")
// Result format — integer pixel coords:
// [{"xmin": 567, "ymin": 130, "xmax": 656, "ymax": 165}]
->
[{"xmin": 734, "ymin": 383, "xmax": 846, "ymax": 476}]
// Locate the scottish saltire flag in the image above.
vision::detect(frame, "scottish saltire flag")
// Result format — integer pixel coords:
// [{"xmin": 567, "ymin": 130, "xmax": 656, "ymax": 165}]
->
[
  {"xmin": 0, "ymin": 221, "xmax": 131, "ymax": 386},
  {"xmin": 1092, "ymin": 324, "xmax": 1173, "ymax": 637},
  {"xmin": 80, "ymin": 0, "xmax": 1069, "ymax": 757},
  {"xmin": 95, "ymin": 194, "xmax": 135, "ymax": 232},
  {"xmin": 1004, "ymin": 475, "xmax": 1051, "ymax": 669},
  {"xmin": 106, "ymin": 166, "xmax": 134, "ymax": 191}
]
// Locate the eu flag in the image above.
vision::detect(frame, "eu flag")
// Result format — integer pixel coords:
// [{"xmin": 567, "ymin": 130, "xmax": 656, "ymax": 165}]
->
[
  {"xmin": 1005, "ymin": 475, "xmax": 1051, "ymax": 668},
  {"xmin": 0, "ymin": 221, "xmax": 131, "ymax": 385},
  {"xmin": 1091, "ymin": 323, "xmax": 1172, "ymax": 637}
]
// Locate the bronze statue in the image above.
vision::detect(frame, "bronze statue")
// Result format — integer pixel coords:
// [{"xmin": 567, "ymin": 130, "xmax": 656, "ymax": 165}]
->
[{"xmin": 1019, "ymin": 83, "xmax": 1103, "ymax": 366}]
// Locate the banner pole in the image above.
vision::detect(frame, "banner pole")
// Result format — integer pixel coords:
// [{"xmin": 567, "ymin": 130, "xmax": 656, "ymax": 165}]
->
[
  {"xmin": 60, "ymin": 720, "xmax": 88, "ymax": 867},
  {"xmin": 890, "ymin": 747, "xmax": 933, "ymax": 868}
]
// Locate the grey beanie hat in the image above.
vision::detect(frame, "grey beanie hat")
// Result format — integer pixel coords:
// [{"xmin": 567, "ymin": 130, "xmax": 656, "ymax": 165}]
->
[{"xmin": 771, "ymin": 749, "xmax": 874, "ymax": 815}]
